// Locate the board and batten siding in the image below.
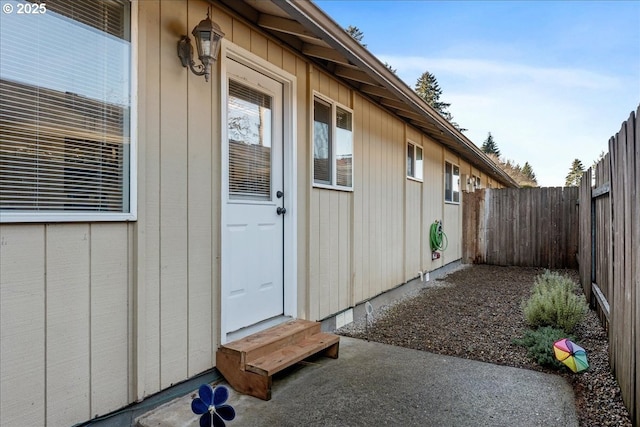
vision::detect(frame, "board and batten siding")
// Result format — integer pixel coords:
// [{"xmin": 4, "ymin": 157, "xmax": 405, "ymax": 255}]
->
[
  {"xmin": 0, "ymin": 223, "xmax": 131, "ymax": 426},
  {"xmin": 308, "ymin": 69, "xmax": 354, "ymax": 320},
  {"xmin": 308, "ymin": 73, "xmax": 451, "ymax": 320},
  {"xmin": 136, "ymin": 0, "xmax": 312, "ymax": 400}
]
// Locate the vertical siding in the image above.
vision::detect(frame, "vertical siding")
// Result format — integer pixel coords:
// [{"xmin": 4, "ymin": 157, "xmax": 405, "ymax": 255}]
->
[
  {"xmin": 405, "ymin": 181, "xmax": 422, "ymax": 279},
  {"xmin": 137, "ymin": 0, "xmax": 314, "ymax": 397},
  {"xmin": 350, "ymin": 97, "xmax": 407, "ymax": 305},
  {"xmin": 46, "ymin": 224, "xmax": 91, "ymax": 426},
  {"xmin": 0, "ymin": 226, "xmax": 45, "ymax": 426},
  {"xmin": 0, "ymin": 223, "xmax": 130, "ymax": 426},
  {"xmin": 138, "ymin": 0, "xmax": 162, "ymax": 396},
  {"xmin": 352, "ymin": 93, "xmax": 364, "ymax": 304},
  {"xmin": 158, "ymin": 0, "xmax": 189, "ymax": 389},
  {"xmin": 371, "ymin": 104, "xmax": 382, "ymax": 297},
  {"xmin": 308, "ymin": 69, "xmax": 354, "ymax": 319},
  {"xmin": 186, "ymin": 1, "xmax": 214, "ymax": 378},
  {"xmin": 291, "ymin": 55, "xmax": 308, "ymax": 320},
  {"xmin": 91, "ymin": 224, "xmax": 130, "ymax": 414},
  {"xmin": 422, "ymin": 137, "xmax": 445, "ymax": 270},
  {"xmin": 139, "ymin": 0, "xmax": 224, "ymax": 393}
]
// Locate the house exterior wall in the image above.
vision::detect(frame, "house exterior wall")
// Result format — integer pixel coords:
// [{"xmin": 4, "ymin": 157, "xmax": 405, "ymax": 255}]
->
[
  {"xmin": 0, "ymin": 223, "xmax": 132, "ymax": 426},
  {"xmin": 0, "ymin": 1, "xmax": 510, "ymax": 425}
]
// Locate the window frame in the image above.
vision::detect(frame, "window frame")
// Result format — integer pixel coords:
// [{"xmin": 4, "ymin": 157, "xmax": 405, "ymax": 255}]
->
[
  {"xmin": 444, "ymin": 161, "xmax": 460, "ymax": 204},
  {"xmin": 311, "ymin": 92, "xmax": 353, "ymax": 192},
  {"xmin": 406, "ymin": 140, "xmax": 423, "ymax": 182},
  {"xmin": 0, "ymin": 0, "xmax": 138, "ymax": 223},
  {"xmin": 472, "ymin": 175, "xmax": 481, "ymax": 191}
]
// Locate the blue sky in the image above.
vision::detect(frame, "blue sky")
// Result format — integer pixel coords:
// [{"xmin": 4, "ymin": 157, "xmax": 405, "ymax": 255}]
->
[{"xmin": 315, "ymin": 0, "xmax": 640, "ymax": 186}]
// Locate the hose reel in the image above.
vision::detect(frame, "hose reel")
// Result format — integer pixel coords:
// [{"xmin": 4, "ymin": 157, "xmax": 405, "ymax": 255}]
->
[{"xmin": 430, "ymin": 220, "xmax": 448, "ymax": 258}]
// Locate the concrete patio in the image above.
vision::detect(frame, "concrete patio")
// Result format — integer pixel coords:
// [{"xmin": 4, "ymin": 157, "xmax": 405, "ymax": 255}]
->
[{"xmin": 137, "ymin": 336, "xmax": 578, "ymax": 427}]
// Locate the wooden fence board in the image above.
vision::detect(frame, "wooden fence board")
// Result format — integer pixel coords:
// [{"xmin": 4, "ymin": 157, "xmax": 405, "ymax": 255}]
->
[
  {"xmin": 582, "ymin": 107, "xmax": 639, "ymax": 425},
  {"xmin": 579, "ymin": 170, "xmax": 592, "ymax": 299},
  {"xmin": 620, "ymin": 111, "xmax": 636, "ymax": 421},
  {"xmin": 634, "ymin": 105, "xmax": 640, "ymax": 426},
  {"xmin": 463, "ymin": 103, "xmax": 638, "ymax": 422},
  {"xmin": 462, "ymin": 187, "xmax": 579, "ymax": 269}
]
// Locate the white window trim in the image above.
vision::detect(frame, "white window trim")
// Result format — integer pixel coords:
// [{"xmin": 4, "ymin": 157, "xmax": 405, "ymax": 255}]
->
[
  {"xmin": 311, "ymin": 91, "xmax": 354, "ymax": 192},
  {"xmin": 445, "ymin": 160, "xmax": 461, "ymax": 205},
  {"xmin": 0, "ymin": 0, "xmax": 138, "ymax": 224},
  {"xmin": 406, "ymin": 140, "xmax": 423, "ymax": 182}
]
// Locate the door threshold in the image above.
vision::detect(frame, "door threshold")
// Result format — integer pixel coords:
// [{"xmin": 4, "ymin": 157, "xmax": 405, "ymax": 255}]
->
[{"xmin": 225, "ymin": 315, "xmax": 292, "ymax": 343}]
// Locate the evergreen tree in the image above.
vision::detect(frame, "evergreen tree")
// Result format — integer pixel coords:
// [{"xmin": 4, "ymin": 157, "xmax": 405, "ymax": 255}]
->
[
  {"xmin": 414, "ymin": 71, "xmax": 450, "ymax": 114},
  {"xmin": 565, "ymin": 159, "xmax": 585, "ymax": 187},
  {"xmin": 521, "ymin": 162, "xmax": 536, "ymax": 181},
  {"xmin": 414, "ymin": 71, "xmax": 466, "ymax": 131},
  {"xmin": 592, "ymin": 150, "xmax": 605, "ymax": 175},
  {"xmin": 481, "ymin": 133, "xmax": 501, "ymax": 157},
  {"xmin": 345, "ymin": 25, "xmax": 366, "ymax": 46},
  {"xmin": 384, "ymin": 62, "xmax": 397, "ymax": 75}
]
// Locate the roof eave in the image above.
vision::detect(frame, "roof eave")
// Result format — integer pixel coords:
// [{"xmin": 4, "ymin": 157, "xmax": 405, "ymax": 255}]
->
[{"xmin": 271, "ymin": 0, "xmax": 518, "ymax": 188}]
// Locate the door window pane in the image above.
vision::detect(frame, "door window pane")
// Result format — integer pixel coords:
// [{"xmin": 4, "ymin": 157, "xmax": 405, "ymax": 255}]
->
[{"xmin": 228, "ymin": 80, "xmax": 272, "ymax": 200}]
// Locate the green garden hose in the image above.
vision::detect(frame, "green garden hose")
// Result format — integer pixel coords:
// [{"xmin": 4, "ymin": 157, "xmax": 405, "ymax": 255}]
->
[{"xmin": 430, "ymin": 220, "xmax": 448, "ymax": 252}]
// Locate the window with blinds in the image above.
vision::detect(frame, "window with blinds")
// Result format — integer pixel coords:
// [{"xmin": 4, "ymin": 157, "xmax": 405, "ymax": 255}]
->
[
  {"xmin": 0, "ymin": 0, "xmax": 131, "ymax": 215},
  {"xmin": 228, "ymin": 80, "xmax": 272, "ymax": 201}
]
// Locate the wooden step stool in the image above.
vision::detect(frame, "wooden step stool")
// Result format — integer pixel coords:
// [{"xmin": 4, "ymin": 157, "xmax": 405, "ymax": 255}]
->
[{"xmin": 216, "ymin": 319, "xmax": 340, "ymax": 400}]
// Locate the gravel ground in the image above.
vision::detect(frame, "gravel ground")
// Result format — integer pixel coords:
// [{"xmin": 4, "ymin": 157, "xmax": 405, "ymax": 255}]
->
[{"xmin": 337, "ymin": 264, "xmax": 632, "ymax": 427}]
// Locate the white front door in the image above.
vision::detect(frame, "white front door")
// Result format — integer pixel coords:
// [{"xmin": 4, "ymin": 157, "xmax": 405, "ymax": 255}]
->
[{"xmin": 222, "ymin": 59, "xmax": 285, "ymax": 336}]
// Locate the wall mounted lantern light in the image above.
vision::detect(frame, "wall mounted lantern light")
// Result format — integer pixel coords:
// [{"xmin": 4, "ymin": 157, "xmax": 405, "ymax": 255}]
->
[{"xmin": 177, "ymin": 9, "xmax": 225, "ymax": 82}]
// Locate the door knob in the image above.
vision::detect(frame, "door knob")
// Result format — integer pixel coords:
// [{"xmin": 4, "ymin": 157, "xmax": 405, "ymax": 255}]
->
[
  {"xmin": 276, "ymin": 191, "xmax": 284, "ymax": 198},
  {"xmin": 276, "ymin": 207, "xmax": 286, "ymax": 215}
]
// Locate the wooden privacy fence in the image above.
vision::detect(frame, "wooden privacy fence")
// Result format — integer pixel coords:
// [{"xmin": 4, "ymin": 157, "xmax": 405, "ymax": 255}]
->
[
  {"xmin": 462, "ymin": 187, "xmax": 579, "ymax": 269},
  {"xmin": 578, "ymin": 105, "xmax": 639, "ymax": 425}
]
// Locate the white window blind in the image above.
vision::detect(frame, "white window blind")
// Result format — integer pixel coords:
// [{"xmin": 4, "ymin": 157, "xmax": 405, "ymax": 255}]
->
[{"xmin": 0, "ymin": 0, "xmax": 131, "ymax": 213}]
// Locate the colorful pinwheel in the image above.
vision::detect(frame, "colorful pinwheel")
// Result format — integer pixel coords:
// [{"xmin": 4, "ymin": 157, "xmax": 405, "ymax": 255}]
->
[
  {"xmin": 553, "ymin": 338, "xmax": 589, "ymax": 373},
  {"xmin": 191, "ymin": 384, "xmax": 236, "ymax": 427}
]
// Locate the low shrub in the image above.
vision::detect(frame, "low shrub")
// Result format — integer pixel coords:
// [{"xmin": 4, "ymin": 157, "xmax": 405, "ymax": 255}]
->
[
  {"xmin": 522, "ymin": 270, "xmax": 588, "ymax": 332},
  {"xmin": 513, "ymin": 326, "xmax": 574, "ymax": 369}
]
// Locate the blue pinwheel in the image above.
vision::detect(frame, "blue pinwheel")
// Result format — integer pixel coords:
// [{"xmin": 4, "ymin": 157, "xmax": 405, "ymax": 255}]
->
[{"xmin": 191, "ymin": 384, "xmax": 236, "ymax": 427}]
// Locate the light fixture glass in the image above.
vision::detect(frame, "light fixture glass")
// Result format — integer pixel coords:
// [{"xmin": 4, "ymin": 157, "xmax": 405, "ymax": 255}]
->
[{"xmin": 178, "ymin": 9, "xmax": 225, "ymax": 82}]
